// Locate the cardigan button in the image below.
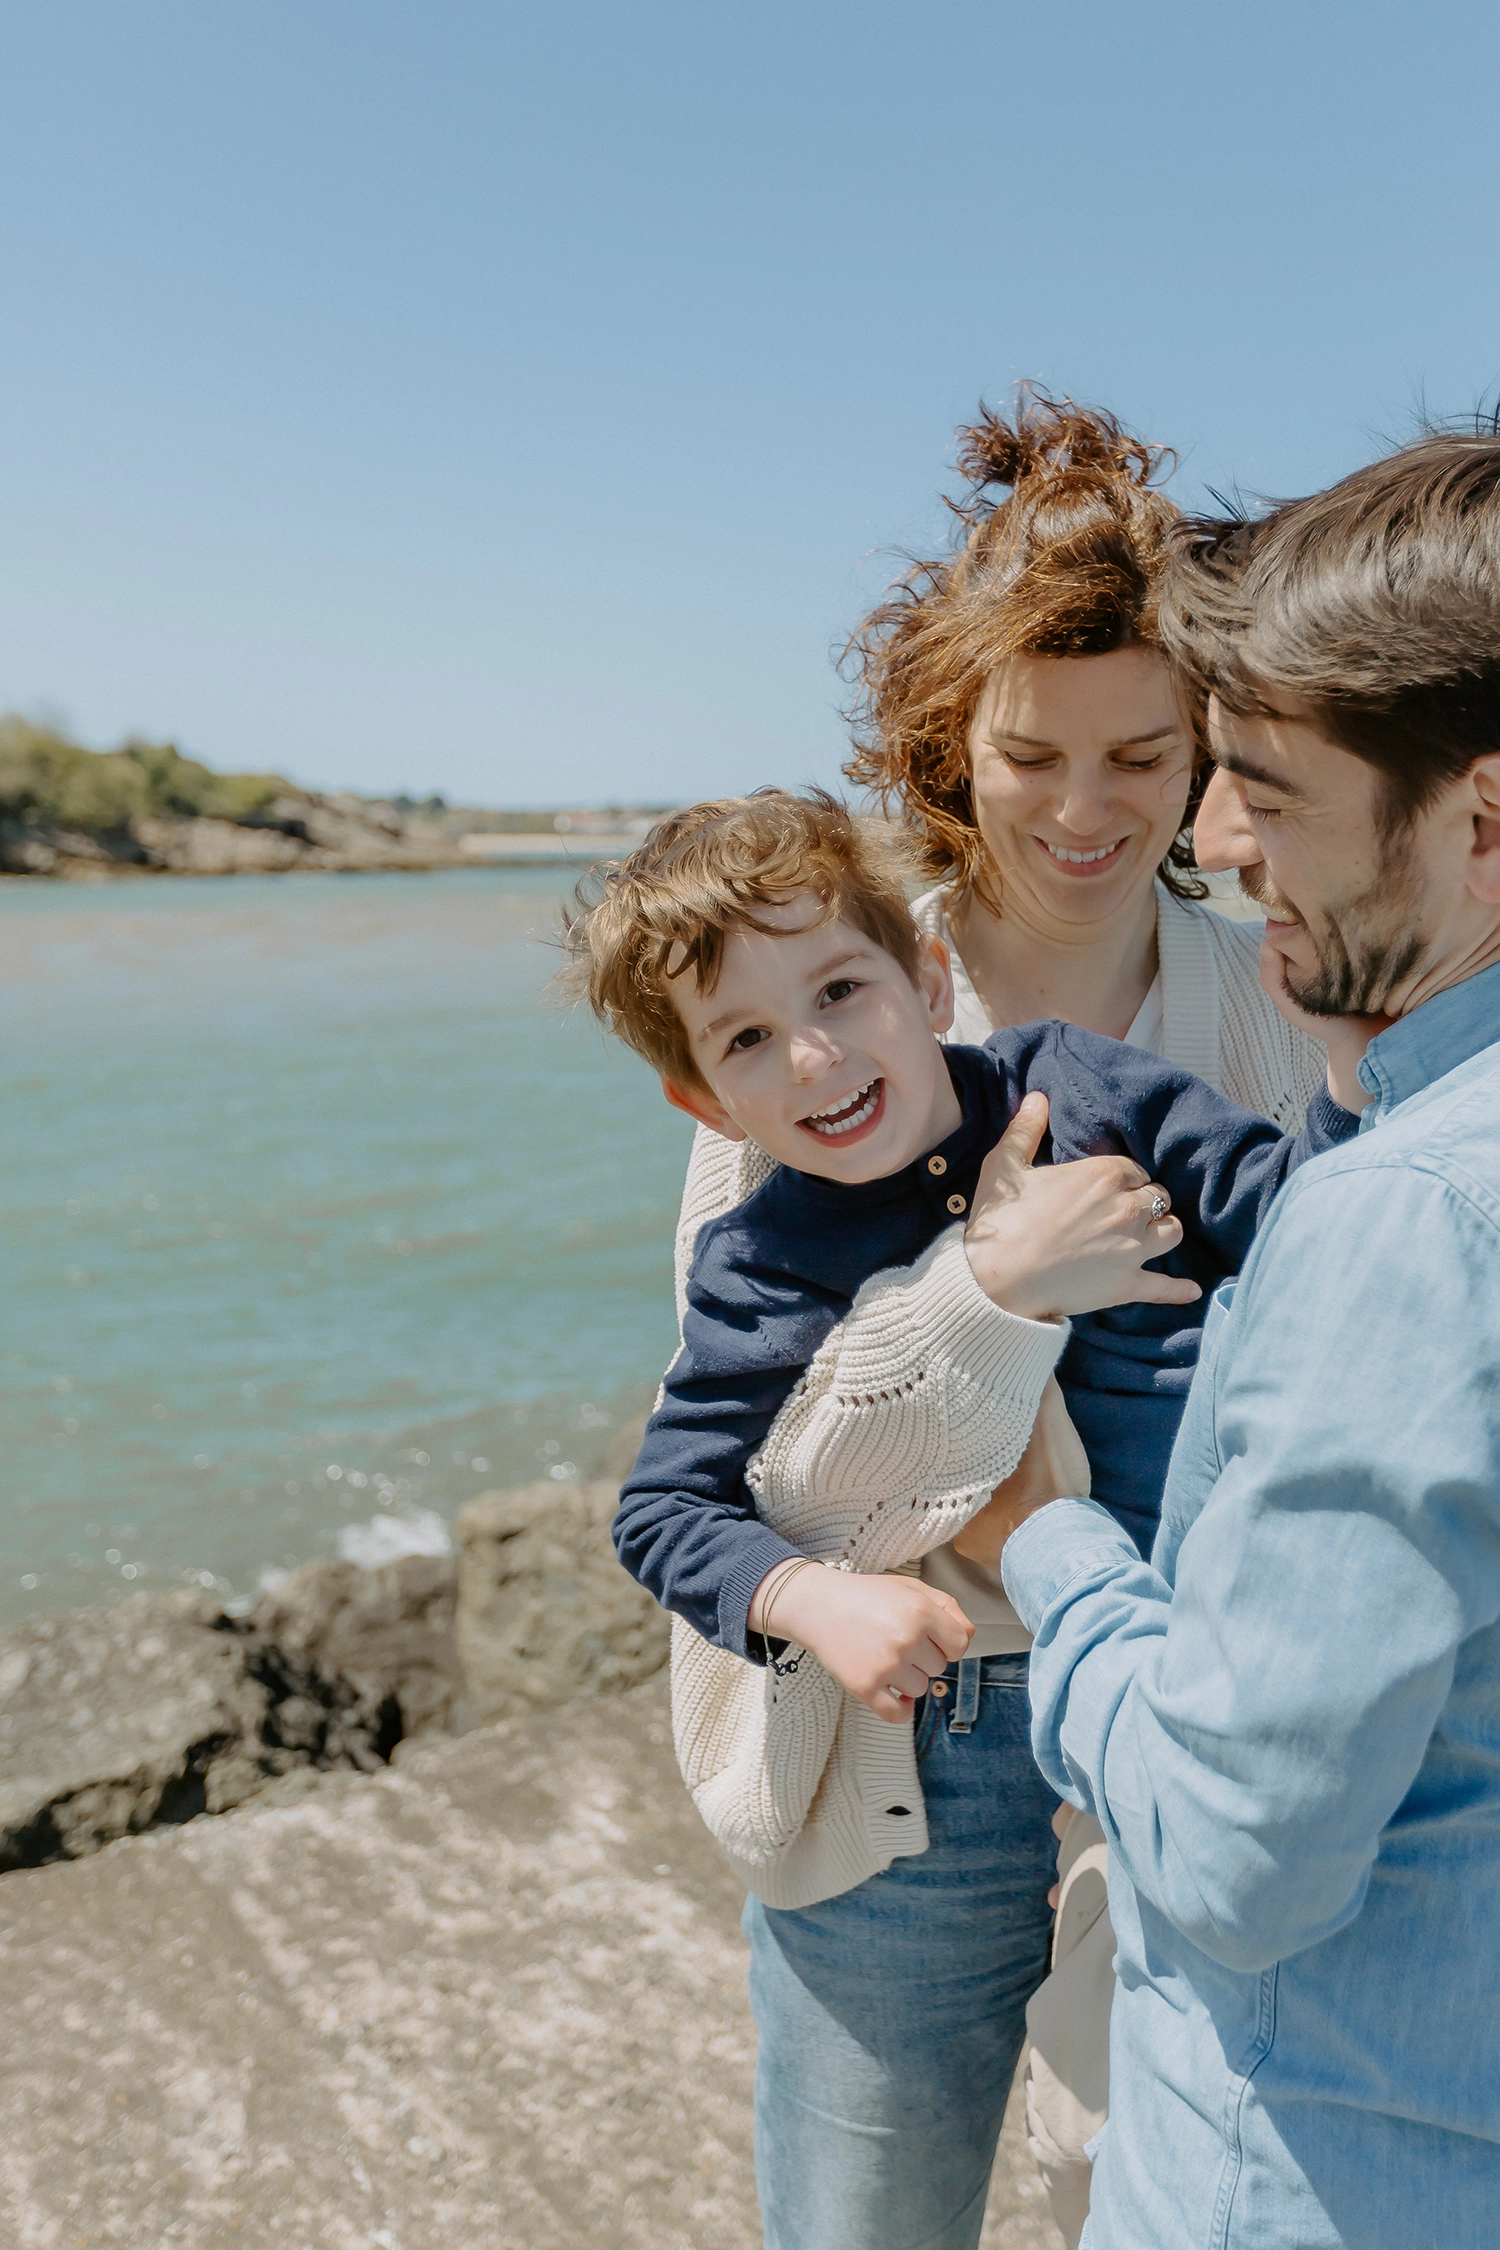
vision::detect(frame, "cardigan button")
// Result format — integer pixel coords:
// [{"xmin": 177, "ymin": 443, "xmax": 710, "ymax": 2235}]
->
[
  {"xmin": 946, "ymin": 1193, "xmax": 967, "ymax": 1215},
  {"xmin": 927, "ymin": 1154, "xmax": 948, "ymax": 1176}
]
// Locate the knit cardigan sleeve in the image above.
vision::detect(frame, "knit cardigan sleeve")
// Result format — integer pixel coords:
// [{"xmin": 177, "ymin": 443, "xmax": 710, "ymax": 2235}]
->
[
  {"xmin": 641, "ymin": 1135, "xmax": 1067, "ymax": 1657},
  {"xmin": 669, "ymin": 1232, "xmax": 1064, "ymax": 1909},
  {"xmin": 674, "ymin": 1123, "xmax": 1065, "ymax": 1551},
  {"xmin": 744, "ymin": 1224, "xmax": 1068, "ymax": 1573}
]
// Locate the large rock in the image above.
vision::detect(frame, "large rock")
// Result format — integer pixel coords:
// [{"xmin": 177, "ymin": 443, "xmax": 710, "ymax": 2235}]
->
[
  {"xmin": 130, "ymin": 798, "xmax": 464, "ymax": 874},
  {"xmin": 0, "ymin": 1675, "xmax": 1059, "ymax": 2248},
  {"xmin": 0, "ymin": 1585, "xmax": 414, "ymax": 1872},
  {"xmin": 251, "ymin": 1551, "xmax": 464, "ymax": 1739},
  {"xmin": 0, "ymin": 1489, "xmax": 668, "ymax": 1870},
  {"xmin": 455, "ymin": 1477, "xmax": 671, "ymax": 1724}
]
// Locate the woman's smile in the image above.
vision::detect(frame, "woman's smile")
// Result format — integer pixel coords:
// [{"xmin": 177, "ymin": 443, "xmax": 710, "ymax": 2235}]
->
[{"xmin": 1034, "ymin": 834, "xmax": 1132, "ymax": 876}]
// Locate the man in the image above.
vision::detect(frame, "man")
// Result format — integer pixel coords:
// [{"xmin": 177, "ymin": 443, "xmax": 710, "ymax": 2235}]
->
[{"xmin": 991, "ymin": 429, "xmax": 1500, "ymax": 2247}]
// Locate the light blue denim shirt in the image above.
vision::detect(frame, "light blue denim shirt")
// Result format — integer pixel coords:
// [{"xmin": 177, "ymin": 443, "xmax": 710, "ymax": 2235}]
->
[{"xmin": 1004, "ymin": 959, "xmax": 1500, "ymax": 2250}]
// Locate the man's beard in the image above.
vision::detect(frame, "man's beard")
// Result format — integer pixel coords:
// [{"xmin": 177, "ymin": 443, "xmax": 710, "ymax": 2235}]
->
[{"xmin": 1237, "ymin": 856, "xmax": 1426, "ymax": 1017}]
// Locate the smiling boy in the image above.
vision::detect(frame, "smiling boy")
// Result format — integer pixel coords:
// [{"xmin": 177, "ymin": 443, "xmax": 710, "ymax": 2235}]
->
[{"xmin": 566, "ymin": 787, "xmax": 1359, "ymax": 1847}]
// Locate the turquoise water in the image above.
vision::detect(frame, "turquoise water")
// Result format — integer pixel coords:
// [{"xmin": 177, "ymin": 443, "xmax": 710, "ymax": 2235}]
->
[{"xmin": 0, "ymin": 869, "xmax": 693, "ymax": 1629}]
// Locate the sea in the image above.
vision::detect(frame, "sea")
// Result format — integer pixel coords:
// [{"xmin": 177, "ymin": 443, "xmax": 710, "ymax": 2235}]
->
[{"xmin": 0, "ymin": 867, "xmax": 695, "ymax": 1632}]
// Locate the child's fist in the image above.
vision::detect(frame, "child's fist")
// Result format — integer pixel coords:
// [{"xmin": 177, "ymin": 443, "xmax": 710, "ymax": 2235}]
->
[{"xmin": 766, "ymin": 1566, "xmax": 973, "ymax": 1725}]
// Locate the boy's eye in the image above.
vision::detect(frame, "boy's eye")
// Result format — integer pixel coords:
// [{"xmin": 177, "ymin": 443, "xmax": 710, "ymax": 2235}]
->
[
  {"xmin": 820, "ymin": 979, "xmax": 857, "ymax": 1005},
  {"xmin": 729, "ymin": 1027, "xmax": 768, "ymax": 1051}
]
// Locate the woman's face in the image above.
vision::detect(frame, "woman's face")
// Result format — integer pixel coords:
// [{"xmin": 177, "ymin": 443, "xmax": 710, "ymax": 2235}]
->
[{"xmin": 965, "ymin": 648, "xmax": 1196, "ymax": 929}]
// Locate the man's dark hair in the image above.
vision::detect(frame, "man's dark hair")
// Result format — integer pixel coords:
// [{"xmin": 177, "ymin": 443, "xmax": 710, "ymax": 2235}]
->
[{"xmin": 1157, "ymin": 421, "xmax": 1500, "ymax": 825}]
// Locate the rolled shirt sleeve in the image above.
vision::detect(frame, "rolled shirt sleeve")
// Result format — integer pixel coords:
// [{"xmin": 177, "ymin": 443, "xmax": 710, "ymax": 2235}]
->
[{"xmin": 1003, "ymin": 1157, "xmax": 1500, "ymax": 1976}]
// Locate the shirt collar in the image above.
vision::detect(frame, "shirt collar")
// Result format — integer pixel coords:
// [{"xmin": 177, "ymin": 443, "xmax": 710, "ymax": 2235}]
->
[{"xmin": 1357, "ymin": 956, "xmax": 1500, "ymax": 1128}]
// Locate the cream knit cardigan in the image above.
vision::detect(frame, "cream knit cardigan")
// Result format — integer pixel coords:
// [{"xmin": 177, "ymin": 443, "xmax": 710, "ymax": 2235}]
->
[{"xmin": 667, "ymin": 887, "xmax": 1327, "ymax": 1910}]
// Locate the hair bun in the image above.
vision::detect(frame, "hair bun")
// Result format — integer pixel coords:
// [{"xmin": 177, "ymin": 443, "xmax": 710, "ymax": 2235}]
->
[{"xmin": 951, "ymin": 385, "xmax": 1168, "ymax": 522}]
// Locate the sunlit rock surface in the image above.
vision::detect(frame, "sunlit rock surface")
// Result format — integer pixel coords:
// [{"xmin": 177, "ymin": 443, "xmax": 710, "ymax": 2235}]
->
[
  {"xmin": 0, "ymin": 1459, "xmax": 1058, "ymax": 2245},
  {"xmin": 0, "ymin": 1675, "xmax": 1058, "ymax": 2247}
]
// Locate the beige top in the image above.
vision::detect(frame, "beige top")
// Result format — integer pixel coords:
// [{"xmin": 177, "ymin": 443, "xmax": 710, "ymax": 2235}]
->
[{"xmin": 669, "ymin": 1225, "xmax": 1066, "ymax": 1907}]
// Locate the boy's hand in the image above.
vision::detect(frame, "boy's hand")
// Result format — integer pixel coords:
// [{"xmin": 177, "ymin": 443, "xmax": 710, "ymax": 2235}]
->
[
  {"xmin": 963, "ymin": 1093, "xmax": 1200, "ymax": 1319},
  {"xmin": 1259, "ymin": 931, "xmax": 1389, "ymax": 1113},
  {"xmin": 768, "ymin": 1566, "xmax": 973, "ymax": 1725},
  {"xmin": 951, "ymin": 1378, "xmax": 1092, "ymax": 1568}
]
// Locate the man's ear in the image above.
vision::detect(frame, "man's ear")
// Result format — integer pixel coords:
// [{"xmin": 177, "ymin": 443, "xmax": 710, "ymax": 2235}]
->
[
  {"xmin": 1466, "ymin": 754, "xmax": 1500, "ymax": 905},
  {"xmin": 916, "ymin": 933, "xmax": 956, "ymax": 1039},
  {"xmin": 662, "ymin": 1078, "xmax": 746, "ymax": 1142}
]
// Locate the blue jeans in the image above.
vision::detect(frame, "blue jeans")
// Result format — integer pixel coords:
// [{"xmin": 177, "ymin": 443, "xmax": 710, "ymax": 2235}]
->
[{"xmin": 746, "ymin": 1653, "xmax": 1058, "ymax": 2250}]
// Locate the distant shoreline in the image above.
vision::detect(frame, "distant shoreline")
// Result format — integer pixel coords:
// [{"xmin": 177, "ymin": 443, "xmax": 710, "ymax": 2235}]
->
[
  {"xmin": 0, "ymin": 826, "xmax": 644, "ymax": 880},
  {"xmin": 0, "ymin": 711, "xmax": 665, "ymax": 880},
  {"xmin": 1, "ymin": 799, "xmax": 649, "ymax": 881}
]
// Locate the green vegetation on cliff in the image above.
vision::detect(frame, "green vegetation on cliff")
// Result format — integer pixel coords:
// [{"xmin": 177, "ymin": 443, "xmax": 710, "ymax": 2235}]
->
[{"xmin": 0, "ymin": 715, "xmax": 284, "ymax": 836}]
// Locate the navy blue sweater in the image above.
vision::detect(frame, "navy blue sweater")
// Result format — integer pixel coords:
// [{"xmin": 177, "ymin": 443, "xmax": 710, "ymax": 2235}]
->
[{"xmin": 615, "ymin": 1025, "xmax": 1356, "ymax": 1660}]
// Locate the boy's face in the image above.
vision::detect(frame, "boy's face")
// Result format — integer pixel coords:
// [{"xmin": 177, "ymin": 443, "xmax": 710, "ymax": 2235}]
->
[{"xmin": 662, "ymin": 895, "xmax": 962, "ymax": 1183}]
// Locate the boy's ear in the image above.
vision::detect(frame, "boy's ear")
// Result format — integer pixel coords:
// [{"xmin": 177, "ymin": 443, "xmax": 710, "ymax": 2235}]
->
[
  {"xmin": 917, "ymin": 934, "xmax": 956, "ymax": 1039},
  {"xmin": 662, "ymin": 1078, "xmax": 747, "ymax": 1142}
]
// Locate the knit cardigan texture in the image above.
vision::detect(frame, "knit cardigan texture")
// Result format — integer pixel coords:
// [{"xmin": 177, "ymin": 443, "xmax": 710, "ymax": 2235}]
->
[
  {"xmin": 669, "ymin": 1222, "xmax": 1065, "ymax": 1907},
  {"xmin": 667, "ymin": 888, "xmax": 1327, "ymax": 1909}
]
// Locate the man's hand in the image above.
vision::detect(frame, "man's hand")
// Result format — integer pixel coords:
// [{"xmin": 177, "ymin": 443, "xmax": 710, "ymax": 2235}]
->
[
  {"xmin": 951, "ymin": 1379, "xmax": 1092, "ymax": 1569},
  {"xmin": 963, "ymin": 1093, "xmax": 1200, "ymax": 1319},
  {"xmin": 1259, "ymin": 932, "xmax": 1389, "ymax": 1113},
  {"xmin": 767, "ymin": 1566, "xmax": 973, "ymax": 1725}
]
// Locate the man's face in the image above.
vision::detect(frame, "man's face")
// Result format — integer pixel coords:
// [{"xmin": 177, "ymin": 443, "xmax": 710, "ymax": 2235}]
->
[
  {"xmin": 661, "ymin": 895, "xmax": 962, "ymax": 1183},
  {"xmin": 1194, "ymin": 702, "xmax": 1428, "ymax": 1016}
]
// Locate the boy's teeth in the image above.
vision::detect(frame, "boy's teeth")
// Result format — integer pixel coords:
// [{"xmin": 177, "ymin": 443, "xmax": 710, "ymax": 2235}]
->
[
  {"xmin": 1044, "ymin": 838, "xmax": 1123, "ymax": 865},
  {"xmin": 805, "ymin": 1080, "xmax": 879, "ymax": 1136}
]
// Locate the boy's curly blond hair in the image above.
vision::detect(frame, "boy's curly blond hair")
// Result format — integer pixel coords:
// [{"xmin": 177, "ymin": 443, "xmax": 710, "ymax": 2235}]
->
[{"xmin": 563, "ymin": 788, "xmax": 922, "ymax": 1093}]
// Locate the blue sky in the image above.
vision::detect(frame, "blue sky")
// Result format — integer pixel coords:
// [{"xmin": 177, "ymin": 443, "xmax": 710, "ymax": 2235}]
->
[{"xmin": 1, "ymin": 1, "xmax": 1497, "ymax": 807}]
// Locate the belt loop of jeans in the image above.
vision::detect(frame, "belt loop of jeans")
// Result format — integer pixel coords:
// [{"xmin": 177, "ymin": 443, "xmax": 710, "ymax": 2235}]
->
[{"xmin": 948, "ymin": 1654, "xmax": 981, "ymax": 1733}]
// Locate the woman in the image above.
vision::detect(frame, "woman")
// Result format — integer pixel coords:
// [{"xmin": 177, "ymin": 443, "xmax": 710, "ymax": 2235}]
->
[{"xmin": 674, "ymin": 392, "xmax": 1326, "ymax": 2250}]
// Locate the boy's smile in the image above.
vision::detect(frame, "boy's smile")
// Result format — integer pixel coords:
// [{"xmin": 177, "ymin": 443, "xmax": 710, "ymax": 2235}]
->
[
  {"xmin": 800, "ymin": 1076, "xmax": 885, "ymax": 1145},
  {"xmin": 661, "ymin": 892, "xmax": 963, "ymax": 1182}
]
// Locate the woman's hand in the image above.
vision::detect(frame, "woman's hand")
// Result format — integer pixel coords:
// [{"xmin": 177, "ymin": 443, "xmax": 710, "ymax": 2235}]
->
[
  {"xmin": 950, "ymin": 1377, "xmax": 1091, "ymax": 1569},
  {"xmin": 766, "ymin": 1566, "xmax": 974, "ymax": 1726},
  {"xmin": 963, "ymin": 1093, "xmax": 1200, "ymax": 1319},
  {"xmin": 1258, "ymin": 933, "xmax": 1388, "ymax": 1114}
]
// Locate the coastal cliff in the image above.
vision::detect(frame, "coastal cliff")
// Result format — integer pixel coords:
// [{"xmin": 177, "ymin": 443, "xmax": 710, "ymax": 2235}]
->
[{"xmin": 0, "ymin": 715, "xmax": 470, "ymax": 877}]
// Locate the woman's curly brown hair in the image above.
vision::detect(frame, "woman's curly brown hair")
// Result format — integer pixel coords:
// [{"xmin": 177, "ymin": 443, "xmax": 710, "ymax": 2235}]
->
[{"xmin": 843, "ymin": 386, "xmax": 1206, "ymax": 913}]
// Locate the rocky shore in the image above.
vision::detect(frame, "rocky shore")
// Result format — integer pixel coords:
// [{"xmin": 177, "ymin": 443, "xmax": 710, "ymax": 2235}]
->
[
  {"xmin": 1, "ymin": 785, "xmax": 473, "ymax": 879},
  {"xmin": 0, "ymin": 713, "xmax": 664, "ymax": 877},
  {"xmin": 0, "ymin": 1473, "xmax": 1058, "ymax": 2246}
]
